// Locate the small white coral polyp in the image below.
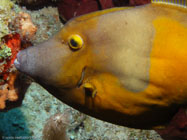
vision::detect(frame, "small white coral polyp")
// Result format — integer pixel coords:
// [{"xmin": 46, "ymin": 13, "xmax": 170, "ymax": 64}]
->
[{"xmin": 43, "ymin": 113, "xmax": 69, "ymax": 140}]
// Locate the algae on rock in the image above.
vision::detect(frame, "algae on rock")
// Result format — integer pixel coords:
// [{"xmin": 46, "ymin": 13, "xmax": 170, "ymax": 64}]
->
[
  {"xmin": 0, "ymin": 43, "xmax": 12, "ymax": 60},
  {"xmin": 0, "ymin": 0, "xmax": 14, "ymax": 59},
  {"xmin": 0, "ymin": 0, "xmax": 14, "ymax": 39}
]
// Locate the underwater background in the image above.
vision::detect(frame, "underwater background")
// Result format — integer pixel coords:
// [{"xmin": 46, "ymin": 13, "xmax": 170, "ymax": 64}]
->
[{"xmin": 0, "ymin": 0, "xmax": 185, "ymax": 140}]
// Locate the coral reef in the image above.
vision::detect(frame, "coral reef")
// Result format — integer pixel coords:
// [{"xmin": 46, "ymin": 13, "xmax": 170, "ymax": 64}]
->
[
  {"xmin": 0, "ymin": 32, "xmax": 31, "ymax": 110},
  {"xmin": 0, "ymin": 3, "xmax": 36, "ymax": 110},
  {"xmin": 57, "ymin": 0, "xmax": 113, "ymax": 22},
  {"xmin": 0, "ymin": 83, "xmax": 70, "ymax": 139},
  {"xmin": 21, "ymin": 7, "xmax": 63, "ymax": 44},
  {"xmin": 156, "ymin": 108, "xmax": 187, "ymax": 140},
  {"xmin": 0, "ymin": 73, "xmax": 18, "ymax": 109},
  {"xmin": 0, "ymin": 82, "xmax": 162, "ymax": 140},
  {"xmin": 0, "ymin": 0, "xmax": 14, "ymax": 39},
  {"xmin": 0, "ymin": 76, "xmax": 18, "ymax": 109},
  {"xmin": 57, "ymin": 0, "xmax": 151, "ymax": 21},
  {"xmin": 15, "ymin": 0, "xmax": 59, "ymax": 9},
  {"xmin": 0, "ymin": 34, "xmax": 21, "ymax": 109},
  {"xmin": 0, "ymin": 44, "xmax": 12, "ymax": 60},
  {"xmin": 10, "ymin": 12, "xmax": 37, "ymax": 40},
  {"xmin": 0, "ymin": 0, "xmax": 21, "ymax": 110},
  {"xmin": 2, "ymin": 33, "xmax": 21, "ymax": 75}
]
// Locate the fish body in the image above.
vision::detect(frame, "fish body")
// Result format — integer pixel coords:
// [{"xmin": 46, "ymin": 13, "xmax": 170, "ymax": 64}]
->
[{"xmin": 15, "ymin": 1, "xmax": 187, "ymax": 129}]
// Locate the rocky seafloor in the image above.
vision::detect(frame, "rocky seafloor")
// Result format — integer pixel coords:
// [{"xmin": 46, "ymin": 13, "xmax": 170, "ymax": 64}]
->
[{"xmin": 0, "ymin": 2, "xmax": 163, "ymax": 140}]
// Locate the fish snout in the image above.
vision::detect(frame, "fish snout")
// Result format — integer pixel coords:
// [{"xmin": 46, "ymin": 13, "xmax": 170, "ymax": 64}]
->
[
  {"xmin": 14, "ymin": 47, "xmax": 36, "ymax": 77},
  {"xmin": 14, "ymin": 47, "xmax": 40, "ymax": 79}
]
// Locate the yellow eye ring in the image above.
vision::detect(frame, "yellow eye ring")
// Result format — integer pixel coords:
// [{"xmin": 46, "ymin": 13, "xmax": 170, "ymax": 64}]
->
[{"xmin": 68, "ymin": 34, "xmax": 84, "ymax": 50}]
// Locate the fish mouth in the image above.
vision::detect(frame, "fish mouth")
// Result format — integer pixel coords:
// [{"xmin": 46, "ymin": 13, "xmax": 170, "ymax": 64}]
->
[
  {"xmin": 77, "ymin": 67, "xmax": 86, "ymax": 87},
  {"xmin": 14, "ymin": 51, "xmax": 23, "ymax": 70},
  {"xmin": 14, "ymin": 58, "xmax": 20, "ymax": 69}
]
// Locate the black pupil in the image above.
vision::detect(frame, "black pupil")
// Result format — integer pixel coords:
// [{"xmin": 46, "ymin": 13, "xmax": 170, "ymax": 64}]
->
[{"xmin": 70, "ymin": 39, "xmax": 78, "ymax": 47}]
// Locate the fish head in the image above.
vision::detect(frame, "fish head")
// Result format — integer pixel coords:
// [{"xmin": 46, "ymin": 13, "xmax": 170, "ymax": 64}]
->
[{"xmin": 14, "ymin": 17, "xmax": 98, "ymax": 89}]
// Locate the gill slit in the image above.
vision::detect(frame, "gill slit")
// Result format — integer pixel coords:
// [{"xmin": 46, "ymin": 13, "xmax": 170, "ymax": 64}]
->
[{"xmin": 77, "ymin": 67, "xmax": 86, "ymax": 87}]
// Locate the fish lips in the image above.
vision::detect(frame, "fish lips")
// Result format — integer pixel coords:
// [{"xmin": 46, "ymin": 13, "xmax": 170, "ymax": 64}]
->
[
  {"xmin": 14, "ymin": 49, "xmax": 34, "ymax": 76},
  {"xmin": 14, "ymin": 51, "xmax": 25, "ymax": 71}
]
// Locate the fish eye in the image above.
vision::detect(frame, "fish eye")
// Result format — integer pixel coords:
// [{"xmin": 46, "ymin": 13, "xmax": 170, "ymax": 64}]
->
[{"xmin": 68, "ymin": 34, "xmax": 83, "ymax": 50}]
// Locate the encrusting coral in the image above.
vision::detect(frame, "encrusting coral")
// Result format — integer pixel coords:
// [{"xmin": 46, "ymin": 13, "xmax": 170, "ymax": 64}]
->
[
  {"xmin": 0, "ymin": 72, "xmax": 18, "ymax": 109},
  {"xmin": 0, "ymin": 33, "xmax": 21, "ymax": 109},
  {"xmin": 0, "ymin": 1, "xmax": 36, "ymax": 109},
  {"xmin": 0, "ymin": 0, "xmax": 20, "ymax": 110},
  {"xmin": 10, "ymin": 12, "xmax": 37, "ymax": 40},
  {"xmin": 0, "ymin": 0, "xmax": 14, "ymax": 39}
]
